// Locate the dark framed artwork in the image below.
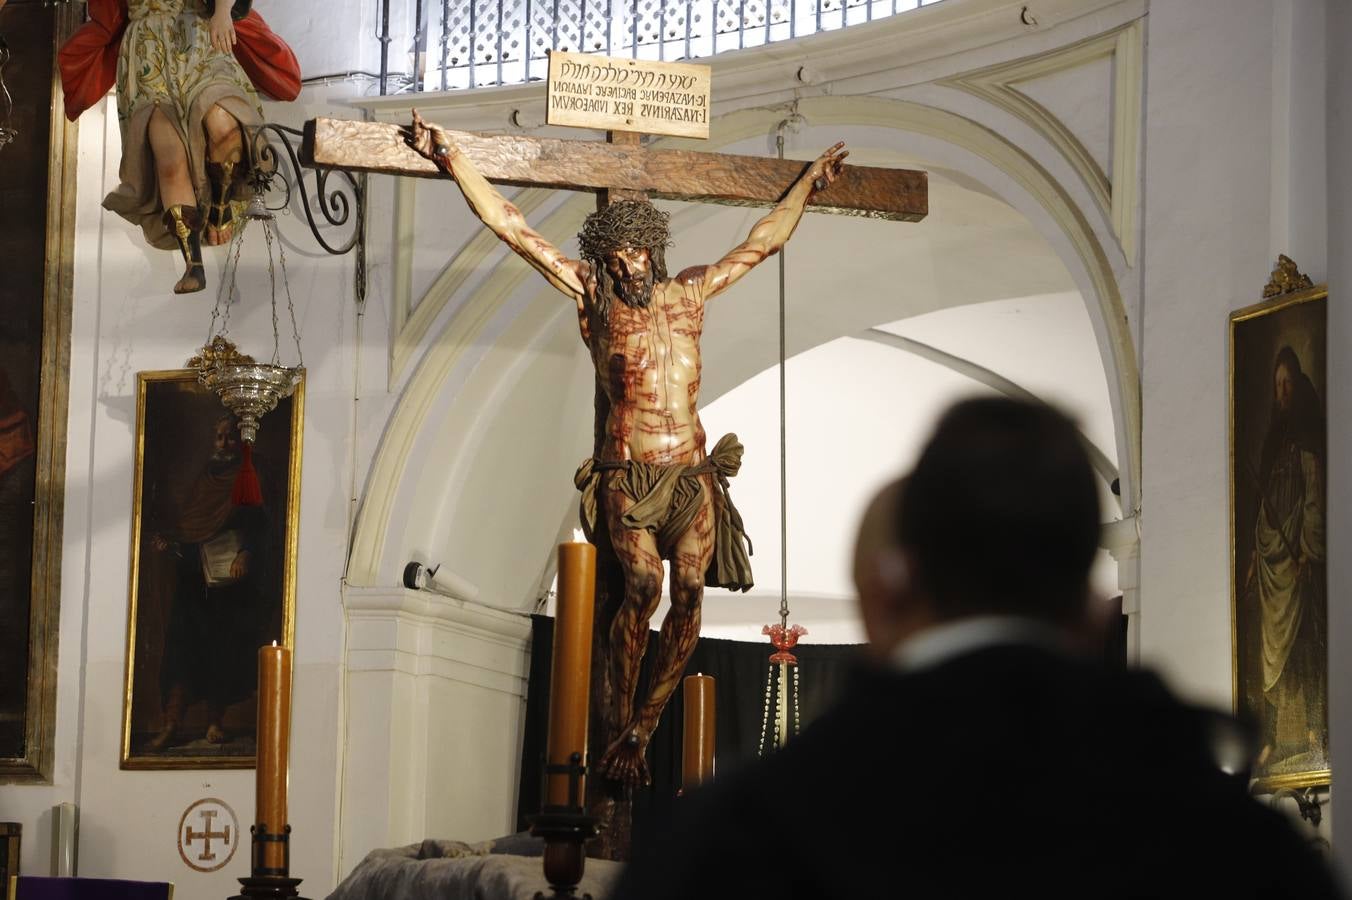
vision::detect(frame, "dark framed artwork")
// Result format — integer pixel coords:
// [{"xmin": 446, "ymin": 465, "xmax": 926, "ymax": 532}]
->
[
  {"xmin": 1230, "ymin": 259, "xmax": 1328, "ymax": 792},
  {"xmin": 121, "ymin": 371, "xmax": 303, "ymax": 769},
  {"xmin": 0, "ymin": 0, "xmax": 80, "ymax": 783}
]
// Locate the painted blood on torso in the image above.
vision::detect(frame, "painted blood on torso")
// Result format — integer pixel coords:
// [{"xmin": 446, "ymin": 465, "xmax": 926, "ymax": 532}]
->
[{"xmin": 598, "ymin": 280, "xmax": 706, "ymax": 465}]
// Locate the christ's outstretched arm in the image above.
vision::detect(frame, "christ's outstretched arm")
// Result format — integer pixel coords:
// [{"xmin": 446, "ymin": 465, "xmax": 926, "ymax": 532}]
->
[
  {"xmin": 692, "ymin": 142, "xmax": 849, "ymax": 301},
  {"xmin": 405, "ymin": 110, "xmax": 589, "ymax": 302}
]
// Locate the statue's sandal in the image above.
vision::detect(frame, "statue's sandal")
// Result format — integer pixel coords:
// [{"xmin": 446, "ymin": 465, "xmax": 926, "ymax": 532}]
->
[{"xmin": 164, "ymin": 204, "xmax": 206, "ymax": 294}]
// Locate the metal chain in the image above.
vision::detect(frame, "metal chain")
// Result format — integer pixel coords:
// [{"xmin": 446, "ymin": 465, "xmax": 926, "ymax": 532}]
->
[
  {"xmin": 758, "ymin": 664, "xmax": 773, "ymax": 758},
  {"xmin": 207, "ymin": 217, "xmax": 251, "ymax": 348},
  {"xmin": 775, "ymin": 126, "xmax": 790, "ymax": 632},
  {"xmin": 263, "ymin": 219, "xmax": 283, "ymax": 364},
  {"xmin": 271, "ymin": 219, "xmax": 306, "ymax": 367},
  {"xmin": 792, "ymin": 664, "xmax": 801, "ymax": 737}
]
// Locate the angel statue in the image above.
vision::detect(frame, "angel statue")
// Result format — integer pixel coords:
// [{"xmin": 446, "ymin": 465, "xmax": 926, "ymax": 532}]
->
[{"xmin": 58, "ymin": 0, "xmax": 300, "ymax": 293}]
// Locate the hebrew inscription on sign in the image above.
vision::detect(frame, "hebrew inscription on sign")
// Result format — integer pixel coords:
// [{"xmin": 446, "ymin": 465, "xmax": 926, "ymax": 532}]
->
[{"xmin": 546, "ymin": 50, "xmax": 712, "ymax": 139}]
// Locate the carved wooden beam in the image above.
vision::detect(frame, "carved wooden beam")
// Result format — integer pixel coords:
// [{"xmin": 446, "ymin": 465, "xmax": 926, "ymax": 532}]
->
[{"xmin": 301, "ymin": 117, "xmax": 927, "ymax": 222}]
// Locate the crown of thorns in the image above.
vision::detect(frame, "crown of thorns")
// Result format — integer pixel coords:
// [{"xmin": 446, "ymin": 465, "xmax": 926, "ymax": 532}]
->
[{"xmin": 577, "ymin": 200, "xmax": 672, "ymax": 260}]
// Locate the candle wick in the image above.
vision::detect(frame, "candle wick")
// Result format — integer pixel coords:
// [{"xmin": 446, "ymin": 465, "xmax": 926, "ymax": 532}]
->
[{"xmin": 272, "ymin": 640, "xmax": 278, "ymax": 647}]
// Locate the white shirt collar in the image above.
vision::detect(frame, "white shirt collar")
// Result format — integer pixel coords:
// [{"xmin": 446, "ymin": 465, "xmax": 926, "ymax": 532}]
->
[{"xmin": 889, "ymin": 615, "xmax": 1070, "ymax": 673}]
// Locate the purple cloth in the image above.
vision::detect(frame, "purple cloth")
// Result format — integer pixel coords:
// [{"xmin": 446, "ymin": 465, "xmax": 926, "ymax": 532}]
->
[{"xmin": 12, "ymin": 877, "xmax": 172, "ymax": 900}]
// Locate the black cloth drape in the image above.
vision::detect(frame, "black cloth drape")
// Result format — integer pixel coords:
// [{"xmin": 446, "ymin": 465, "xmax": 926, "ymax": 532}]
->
[{"xmin": 516, "ymin": 614, "xmax": 862, "ymax": 851}]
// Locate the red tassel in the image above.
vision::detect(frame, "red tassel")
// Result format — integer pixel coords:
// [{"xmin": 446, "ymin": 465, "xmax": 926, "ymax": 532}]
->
[{"xmin": 232, "ymin": 442, "xmax": 263, "ymax": 507}]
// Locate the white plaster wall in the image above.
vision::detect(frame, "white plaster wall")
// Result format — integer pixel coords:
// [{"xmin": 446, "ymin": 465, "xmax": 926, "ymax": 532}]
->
[
  {"xmin": 1138, "ymin": 0, "xmax": 1271, "ymax": 706},
  {"xmin": 1325, "ymin": 0, "xmax": 1350, "ymax": 875}
]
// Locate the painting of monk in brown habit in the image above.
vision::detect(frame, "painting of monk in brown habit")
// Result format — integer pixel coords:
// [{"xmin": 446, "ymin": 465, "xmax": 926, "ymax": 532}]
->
[
  {"xmin": 1231, "ymin": 283, "xmax": 1328, "ymax": 792},
  {"xmin": 122, "ymin": 370, "xmax": 302, "ymax": 769}
]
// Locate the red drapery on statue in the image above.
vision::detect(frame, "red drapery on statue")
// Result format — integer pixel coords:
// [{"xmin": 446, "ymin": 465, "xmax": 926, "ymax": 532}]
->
[{"xmin": 57, "ymin": 0, "xmax": 302, "ymax": 121}]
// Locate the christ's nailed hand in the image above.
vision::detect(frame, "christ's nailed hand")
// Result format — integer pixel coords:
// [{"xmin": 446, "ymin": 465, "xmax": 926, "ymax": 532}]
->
[
  {"xmin": 809, "ymin": 142, "xmax": 849, "ymax": 194},
  {"xmin": 405, "ymin": 109, "xmax": 458, "ymax": 175}
]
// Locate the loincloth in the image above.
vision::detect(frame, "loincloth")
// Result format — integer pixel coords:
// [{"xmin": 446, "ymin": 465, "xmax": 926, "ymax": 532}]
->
[{"xmin": 574, "ymin": 433, "xmax": 753, "ymax": 592}]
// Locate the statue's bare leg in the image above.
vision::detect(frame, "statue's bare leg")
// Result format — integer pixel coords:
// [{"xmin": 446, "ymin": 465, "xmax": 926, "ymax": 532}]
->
[
  {"xmin": 600, "ymin": 479, "xmax": 716, "ymax": 786},
  {"xmin": 148, "ymin": 105, "xmax": 206, "ymax": 293},
  {"xmin": 632, "ymin": 484, "xmax": 714, "ymax": 740},
  {"xmin": 203, "ymin": 103, "xmax": 244, "ymax": 245},
  {"xmin": 598, "ymin": 477, "xmax": 664, "ymax": 785}
]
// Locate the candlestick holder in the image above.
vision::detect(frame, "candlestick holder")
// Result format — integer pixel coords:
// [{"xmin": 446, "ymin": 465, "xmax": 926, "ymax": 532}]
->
[
  {"xmin": 227, "ymin": 824, "xmax": 311, "ymax": 900},
  {"xmin": 530, "ymin": 752, "xmax": 599, "ymax": 900}
]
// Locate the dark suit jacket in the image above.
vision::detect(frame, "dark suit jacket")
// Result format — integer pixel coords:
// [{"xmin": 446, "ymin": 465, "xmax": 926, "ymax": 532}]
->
[{"xmin": 614, "ymin": 644, "xmax": 1342, "ymax": 899}]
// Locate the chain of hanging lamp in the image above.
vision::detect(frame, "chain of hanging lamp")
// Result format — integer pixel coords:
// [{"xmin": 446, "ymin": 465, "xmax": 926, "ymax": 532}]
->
[
  {"xmin": 192, "ymin": 167, "xmax": 305, "ymax": 446},
  {"xmin": 759, "ymin": 118, "xmax": 807, "ymax": 757}
]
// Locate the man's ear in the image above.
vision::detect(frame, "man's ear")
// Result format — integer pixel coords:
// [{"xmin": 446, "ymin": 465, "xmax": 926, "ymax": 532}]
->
[{"xmin": 873, "ymin": 547, "xmax": 911, "ymax": 593}]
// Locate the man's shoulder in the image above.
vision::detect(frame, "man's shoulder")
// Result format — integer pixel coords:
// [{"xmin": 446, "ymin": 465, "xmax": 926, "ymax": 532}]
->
[{"xmin": 672, "ymin": 265, "xmax": 709, "ymax": 286}]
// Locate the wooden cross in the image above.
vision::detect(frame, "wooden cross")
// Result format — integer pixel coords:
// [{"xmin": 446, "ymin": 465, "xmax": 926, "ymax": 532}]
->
[{"xmin": 301, "ymin": 117, "xmax": 927, "ymax": 221}]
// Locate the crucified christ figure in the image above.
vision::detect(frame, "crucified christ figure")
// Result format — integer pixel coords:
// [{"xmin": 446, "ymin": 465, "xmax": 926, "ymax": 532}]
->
[{"xmin": 406, "ymin": 110, "xmax": 847, "ymax": 785}]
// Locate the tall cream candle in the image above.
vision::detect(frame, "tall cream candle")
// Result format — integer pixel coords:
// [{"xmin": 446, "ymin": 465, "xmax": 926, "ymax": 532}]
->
[
  {"xmin": 256, "ymin": 641, "xmax": 292, "ymax": 871},
  {"xmin": 546, "ymin": 540, "xmax": 596, "ymax": 807},
  {"xmin": 681, "ymin": 674, "xmax": 715, "ymax": 791}
]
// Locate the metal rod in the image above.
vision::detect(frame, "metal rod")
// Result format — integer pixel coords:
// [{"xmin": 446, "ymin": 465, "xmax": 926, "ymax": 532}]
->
[
  {"xmin": 525, "ymin": 0, "xmax": 533, "ymax": 82},
  {"xmin": 606, "ymin": 0, "xmax": 613, "ymax": 55},
  {"xmin": 413, "ymin": 0, "xmax": 425, "ymax": 91},
  {"xmin": 496, "ymin": 0, "xmax": 505, "ymax": 85},
  {"xmin": 378, "ymin": 0, "xmax": 392, "ymax": 95},
  {"xmin": 631, "ymin": 0, "xmax": 639, "ymax": 50},
  {"xmin": 684, "ymin": 0, "xmax": 692, "ymax": 58},
  {"xmin": 440, "ymin": 0, "xmax": 450, "ymax": 89},
  {"xmin": 469, "ymin": 0, "xmax": 477, "ymax": 86}
]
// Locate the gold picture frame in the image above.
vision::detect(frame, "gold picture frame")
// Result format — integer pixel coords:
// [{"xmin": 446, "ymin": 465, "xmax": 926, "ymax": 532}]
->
[
  {"xmin": 121, "ymin": 370, "xmax": 304, "ymax": 769},
  {"xmin": 1230, "ymin": 256, "xmax": 1328, "ymax": 793},
  {"xmin": 0, "ymin": 0, "xmax": 80, "ymax": 784}
]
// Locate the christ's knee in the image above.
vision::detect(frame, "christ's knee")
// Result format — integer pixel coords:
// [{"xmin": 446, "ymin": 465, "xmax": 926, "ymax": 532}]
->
[
  {"xmin": 669, "ymin": 569, "xmax": 704, "ymax": 613},
  {"xmin": 622, "ymin": 570, "xmax": 662, "ymax": 620}
]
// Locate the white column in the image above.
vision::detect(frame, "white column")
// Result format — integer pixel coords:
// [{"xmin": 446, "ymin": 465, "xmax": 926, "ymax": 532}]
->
[
  {"xmin": 1100, "ymin": 515, "xmax": 1140, "ymax": 665},
  {"xmin": 339, "ymin": 586, "xmax": 532, "ymax": 879}
]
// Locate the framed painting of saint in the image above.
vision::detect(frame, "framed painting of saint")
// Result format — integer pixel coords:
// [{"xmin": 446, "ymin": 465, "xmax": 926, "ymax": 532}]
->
[
  {"xmin": 121, "ymin": 370, "xmax": 303, "ymax": 769},
  {"xmin": 0, "ymin": 0, "xmax": 80, "ymax": 784},
  {"xmin": 1230, "ymin": 258, "xmax": 1328, "ymax": 793}
]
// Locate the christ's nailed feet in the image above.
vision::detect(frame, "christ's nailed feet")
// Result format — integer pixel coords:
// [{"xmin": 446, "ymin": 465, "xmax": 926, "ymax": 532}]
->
[{"xmin": 599, "ymin": 728, "xmax": 652, "ymax": 786}]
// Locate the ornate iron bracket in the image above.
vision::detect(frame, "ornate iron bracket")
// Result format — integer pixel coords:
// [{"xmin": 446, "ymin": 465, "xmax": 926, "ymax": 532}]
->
[{"xmin": 245, "ymin": 123, "xmax": 367, "ymax": 304}]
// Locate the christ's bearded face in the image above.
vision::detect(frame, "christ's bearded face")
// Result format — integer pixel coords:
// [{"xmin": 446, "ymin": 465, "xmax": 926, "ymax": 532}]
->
[{"xmin": 605, "ymin": 246, "xmax": 654, "ymax": 309}]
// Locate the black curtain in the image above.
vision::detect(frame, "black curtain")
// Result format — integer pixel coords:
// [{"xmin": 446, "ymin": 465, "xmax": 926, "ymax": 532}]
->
[{"xmin": 517, "ymin": 615, "xmax": 863, "ymax": 850}]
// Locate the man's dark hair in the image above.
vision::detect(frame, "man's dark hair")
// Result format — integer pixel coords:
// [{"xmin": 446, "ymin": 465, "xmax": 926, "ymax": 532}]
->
[{"xmin": 896, "ymin": 396, "xmax": 1100, "ymax": 623}]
